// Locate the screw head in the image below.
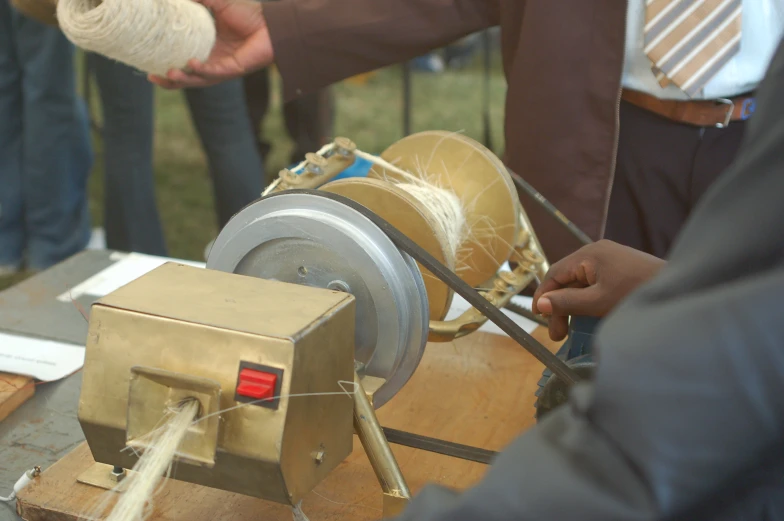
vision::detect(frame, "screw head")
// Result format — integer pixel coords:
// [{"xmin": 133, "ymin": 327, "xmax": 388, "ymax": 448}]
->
[
  {"xmin": 327, "ymin": 280, "xmax": 351, "ymax": 293},
  {"xmin": 334, "ymin": 137, "xmax": 357, "ymax": 155},
  {"xmin": 313, "ymin": 450, "xmax": 326, "ymax": 465}
]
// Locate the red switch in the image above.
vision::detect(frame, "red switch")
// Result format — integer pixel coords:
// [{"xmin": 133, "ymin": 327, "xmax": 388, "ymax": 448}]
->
[{"xmin": 236, "ymin": 368, "xmax": 277, "ymax": 401}]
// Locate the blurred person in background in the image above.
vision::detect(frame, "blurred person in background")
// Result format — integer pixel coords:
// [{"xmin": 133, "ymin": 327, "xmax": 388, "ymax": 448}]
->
[
  {"xmin": 242, "ymin": 0, "xmax": 334, "ymax": 179},
  {"xmin": 89, "ymin": 55, "xmax": 265, "ymax": 257},
  {"xmin": 0, "ymin": 0, "xmax": 92, "ymax": 274}
]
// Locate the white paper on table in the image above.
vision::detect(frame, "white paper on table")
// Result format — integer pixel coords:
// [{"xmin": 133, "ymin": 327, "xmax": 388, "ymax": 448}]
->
[
  {"xmin": 56, "ymin": 252, "xmax": 206, "ymax": 302},
  {"xmin": 0, "ymin": 332, "xmax": 85, "ymax": 381},
  {"xmin": 442, "ymin": 260, "xmax": 539, "ymax": 337},
  {"xmin": 444, "ymin": 294, "xmax": 538, "ymax": 337}
]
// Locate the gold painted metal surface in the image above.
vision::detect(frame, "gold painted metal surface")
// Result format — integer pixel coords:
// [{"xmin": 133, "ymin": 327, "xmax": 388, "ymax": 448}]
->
[
  {"xmin": 270, "ymin": 138, "xmax": 356, "ymax": 193},
  {"xmin": 352, "ymin": 373, "xmax": 411, "ymax": 509},
  {"xmin": 369, "ymin": 131, "xmax": 521, "ymax": 288},
  {"xmin": 382, "ymin": 493, "xmax": 411, "ymax": 519},
  {"xmin": 127, "ymin": 367, "xmax": 222, "ymax": 468},
  {"xmin": 320, "ymin": 177, "xmax": 454, "ymax": 321},
  {"xmin": 428, "ymin": 227, "xmax": 545, "ymax": 342},
  {"xmin": 79, "ymin": 263, "xmax": 357, "ymax": 506}
]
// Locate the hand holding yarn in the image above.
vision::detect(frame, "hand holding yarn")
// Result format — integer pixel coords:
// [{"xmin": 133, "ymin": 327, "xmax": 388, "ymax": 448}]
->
[{"xmin": 149, "ymin": 0, "xmax": 274, "ymax": 89}]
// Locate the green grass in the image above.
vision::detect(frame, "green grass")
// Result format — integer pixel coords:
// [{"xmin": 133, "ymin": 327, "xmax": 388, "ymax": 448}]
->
[{"xmin": 0, "ymin": 53, "xmax": 506, "ymax": 291}]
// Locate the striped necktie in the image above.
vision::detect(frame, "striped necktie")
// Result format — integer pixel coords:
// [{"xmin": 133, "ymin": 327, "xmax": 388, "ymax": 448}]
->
[{"xmin": 644, "ymin": 0, "xmax": 743, "ymax": 97}]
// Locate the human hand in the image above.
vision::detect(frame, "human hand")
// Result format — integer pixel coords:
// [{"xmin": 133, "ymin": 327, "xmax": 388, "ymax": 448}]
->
[
  {"xmin": 148, "ymin": 0, "xmax": 273, "ymax": 89},
  {"xmin": 532, "ymin": 240, "xmax": 666, "ymax": 340}
]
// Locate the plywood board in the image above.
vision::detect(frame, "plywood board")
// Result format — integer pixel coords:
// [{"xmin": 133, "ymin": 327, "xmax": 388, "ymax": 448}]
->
[
  {"xmin": 0, "ymin": 373, "xmax": 34, "ymax": 422},
  {"xmin": 17, "ymin": 328, "xmax": 560, "ymax": 521}
]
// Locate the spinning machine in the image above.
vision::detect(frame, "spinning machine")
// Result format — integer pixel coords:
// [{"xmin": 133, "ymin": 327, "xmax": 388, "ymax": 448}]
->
[{"xmin": 74, "ymin": 132, "xmax": 582, "ymax": 518}]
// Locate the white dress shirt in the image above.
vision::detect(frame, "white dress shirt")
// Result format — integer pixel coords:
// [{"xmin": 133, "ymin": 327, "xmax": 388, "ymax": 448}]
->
[{"xmin": 622, "ymin": 0, "xmax": 784, "ymax": 100}]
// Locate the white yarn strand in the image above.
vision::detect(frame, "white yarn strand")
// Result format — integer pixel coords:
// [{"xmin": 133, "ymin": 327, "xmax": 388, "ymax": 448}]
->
[
  {"xmin": 78, "ymin": 383, "xmax": 360, "ymax": 521},
  {"xmin": 56, "ymin": 0, "xmax": 216, "ymax": 77},
  {"xmin": 82, "ymin": 400, "xmax": 199, "ymax": 521},
  {"xmin": 353, "ymin": 149, "xmax": 467, "ymax": 264},
  {"xmin": 396, "ymin": 183, "xmax": 466, "ymax": 262}
]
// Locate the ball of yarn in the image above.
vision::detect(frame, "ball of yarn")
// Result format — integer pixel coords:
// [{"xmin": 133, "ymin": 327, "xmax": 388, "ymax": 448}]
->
[{"xmin": 56, "ymin": 0, "xmax": 216, "ymax": 77}]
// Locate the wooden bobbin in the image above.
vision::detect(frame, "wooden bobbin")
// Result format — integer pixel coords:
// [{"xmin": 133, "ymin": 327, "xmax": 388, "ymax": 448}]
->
[
  {"xmin": 320, "ymin": 177, "xmax": 455, "ymax": 321},
  {"xmin": 368, "ymin": 131, "xmax": 520, "ymax": 289}
]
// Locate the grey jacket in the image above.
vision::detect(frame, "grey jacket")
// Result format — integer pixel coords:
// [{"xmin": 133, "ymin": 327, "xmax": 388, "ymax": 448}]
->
[{"xmin": 393, "ymin": 36, "xmax": 784, "ymax": 521}]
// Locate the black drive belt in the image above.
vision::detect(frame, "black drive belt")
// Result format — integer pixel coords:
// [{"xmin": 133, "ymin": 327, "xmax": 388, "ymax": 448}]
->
[{"xmin": 262, "ymin": 189, "xmax": 582, "ymax": 464}]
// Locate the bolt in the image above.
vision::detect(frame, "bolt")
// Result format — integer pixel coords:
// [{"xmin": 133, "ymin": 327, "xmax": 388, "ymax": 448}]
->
[
  {"xmin": 327, "ymin": 280, "xmax": 351, "ymax": 293},
  {"xmin": 493, "ymin": 278, "xmax": 510, "ymax": 292},
  {"xmin": 523, "ymin": 249, "xmax": 544, "ymax": 264},
  {"xmin": 498, "ymin": 271, "xmax": 519, "ymax": 286},
  {"xmin": 110, "ymin": 466, "xmax": 126, "ymax": 483},
  {"xmin": 304, "ymin": 153, "xmax": 328, "ymax": 175},
  {"xmin": 313, "ymin": 450, "xmax": 326, "ymax": 465},
  {"xmin": 279, "ymin": 169, "xmax": 301, "ymax": 185},
  {"xmin": 334, "ymin": 137, "xmax": 357, "ymax": 156}
]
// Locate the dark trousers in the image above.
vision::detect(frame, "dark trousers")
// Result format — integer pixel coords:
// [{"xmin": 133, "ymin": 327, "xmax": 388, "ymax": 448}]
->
[
  {"xmin": 551, "ymin": 100, "xmax": 749, "ymax": 375},
  {"xmin": 243, "ymin": 67, "xmax": 334, "ymax": 177},
  {"xmin": 90, "ymin": 55, "xmax": 264, "ymax": 257},
  {"xmin": 537, "ymin": 101, "xmax": 750, "ymax": 400},
  {"xmin": 604, "ymin": 99, "xmax": 748, "ymax": 258}
]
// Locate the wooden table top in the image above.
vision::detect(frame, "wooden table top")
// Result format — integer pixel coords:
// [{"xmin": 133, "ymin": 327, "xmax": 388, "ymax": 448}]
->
[{"xmin": 17, "ymin": 328, "xmax": 560, "ymax": 521}]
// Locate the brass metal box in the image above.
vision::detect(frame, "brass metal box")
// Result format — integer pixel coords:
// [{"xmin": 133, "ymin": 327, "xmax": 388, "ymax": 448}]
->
[{"xmin": 78, "ymin": 263, "xmax": 356, "ymax": 505}]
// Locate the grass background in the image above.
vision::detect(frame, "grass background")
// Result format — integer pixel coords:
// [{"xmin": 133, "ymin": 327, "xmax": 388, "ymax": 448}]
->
[{"xmin": 1, "ymin": 49, "xmax": 506, "ymax": 290}]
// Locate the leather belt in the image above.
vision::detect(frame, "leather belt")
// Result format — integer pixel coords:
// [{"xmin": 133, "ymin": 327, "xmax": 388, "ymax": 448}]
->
[{"xmin": 622, "ymin": 89, "xmax": 756, "ymax": 128}]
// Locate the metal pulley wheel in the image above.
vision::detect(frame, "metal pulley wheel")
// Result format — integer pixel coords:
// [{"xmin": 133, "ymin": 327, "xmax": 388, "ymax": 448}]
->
[{"xmin": 206, "ymin": 192, "xmax": 429, "ymax": 409}]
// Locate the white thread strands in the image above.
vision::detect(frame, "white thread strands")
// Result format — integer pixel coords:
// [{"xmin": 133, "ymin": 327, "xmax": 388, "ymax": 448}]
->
[
  {"xmin": 352, "ymin": 149, "xmax": 469, "ymax": 268},
  {"xmin": 79, "ymin": 382, "xmax": 360, "ymax": 521},
  {"xmin": 396, "ymin": 182, "xmax": 466, "ymax": 264},
  {"xmin": 56, "ymin": 0, "xmax": 216, "ymax": 77},
  {"xmin": 81, "ymin": 400, "xmax": 200, "ymax": 521}
]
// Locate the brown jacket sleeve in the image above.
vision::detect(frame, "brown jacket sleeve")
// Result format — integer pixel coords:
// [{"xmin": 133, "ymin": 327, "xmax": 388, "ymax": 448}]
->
[{"xmin": 263, "ymin": 0, "xmax": 500, "ymax": 100}]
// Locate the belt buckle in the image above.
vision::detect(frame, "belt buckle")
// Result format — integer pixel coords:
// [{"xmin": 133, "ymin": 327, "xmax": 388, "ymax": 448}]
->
[{"xmin": 714, "ymin": 98, "xmax": 734, "ymax": 129}]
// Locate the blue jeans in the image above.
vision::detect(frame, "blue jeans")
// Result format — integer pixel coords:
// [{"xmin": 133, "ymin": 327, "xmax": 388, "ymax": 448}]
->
[
  {"xmin": 536, "ymin": 315, "xmax": 600, "ymax": 401},
  {"xmin": 558, "ymin": 315, "xmax": 601, "ymax": 360},
  {"xmin": 0, "ymin": 2, "xmax": 93, "ymax": 270},
  {"xmin": 90, "ymin": 55, "xmax": 264, "ymax": 257}
]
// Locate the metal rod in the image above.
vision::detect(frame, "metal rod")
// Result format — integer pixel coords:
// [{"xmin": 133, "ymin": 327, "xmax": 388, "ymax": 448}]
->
[
  {"xmin": 382, "ymin": 427, "xmax": 497, "ymax": 465},
  {"xmin": 402, "ymin": 62, "xmax": 412, "ymax": 137},
  {"xmin": 482, "ymin": 29, "xmax": 493, "ymax": 151},
  {"xmin": 506, "ymin": 167, "xmax": 593, "ymax": 246},
  {"xmin": 353, "ymin": 373, "xmax": 411, "ymax": 500},
  {"xmin": 504, "ymin": 301, "xmax": 549, "ymax": 327}
]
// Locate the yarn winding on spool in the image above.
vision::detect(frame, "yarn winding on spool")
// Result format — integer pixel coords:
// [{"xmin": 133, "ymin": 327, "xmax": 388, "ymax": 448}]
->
[
  {"xmin": 57, "ymin": 0, "xmax": 216, "ymax": 77},
  {"xmin": 353, "ymin": 149, "xmax": 469, "ymax": 271}
]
